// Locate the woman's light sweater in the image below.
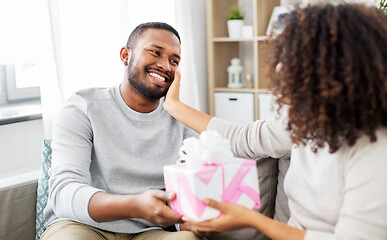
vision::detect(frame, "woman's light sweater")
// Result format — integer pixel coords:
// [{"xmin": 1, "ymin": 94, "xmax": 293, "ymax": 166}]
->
[{"xmin": 208, "ymin": 116, "xmax": 387, "ymax": 240}]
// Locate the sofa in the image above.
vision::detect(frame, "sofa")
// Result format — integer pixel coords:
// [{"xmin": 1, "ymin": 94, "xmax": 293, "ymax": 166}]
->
[
  {"xmin": 0, "ymin": 150, "xmax": 290, "ymax": 240},
  {"xmin": 0, "ymin": 175, "xmax": 39, "ymax": 240}
]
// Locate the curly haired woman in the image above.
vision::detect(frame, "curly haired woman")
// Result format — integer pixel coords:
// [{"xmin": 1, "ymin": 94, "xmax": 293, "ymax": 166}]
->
[{"xmin": 163, "ymin": 3, "xmax": 387, "ymax": 240}]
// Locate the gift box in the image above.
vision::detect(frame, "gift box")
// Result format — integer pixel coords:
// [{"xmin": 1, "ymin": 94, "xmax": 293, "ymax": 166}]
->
[{"xmin": 163, "ymin": 131, "xmax": 260, "ymax": 222}]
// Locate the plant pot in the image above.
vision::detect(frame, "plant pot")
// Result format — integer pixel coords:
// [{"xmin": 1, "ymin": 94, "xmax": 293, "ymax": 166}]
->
[{"xmin": 227, "ymin": 19, "xmax": 244, "ymax": 38}]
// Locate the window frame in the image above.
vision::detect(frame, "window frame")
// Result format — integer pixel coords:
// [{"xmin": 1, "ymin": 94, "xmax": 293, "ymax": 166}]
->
[
  {"xmin": 4, "ymin": 64, "xmax": 41, "ymax": 101},
  {"xmin": 0, "ymin": 65, "xmax": 42, "ymax": 125}
]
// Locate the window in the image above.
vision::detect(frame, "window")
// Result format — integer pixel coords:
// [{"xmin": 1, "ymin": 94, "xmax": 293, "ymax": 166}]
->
[
  {"xmin": 0, "ymin": 64, "xmax": 42, "ymax": 125},
  {"xmin": 1, "ymin": 64, "xmax": 41, "ymax": 102},
  {"xmin": 0, "ymin": 0, "xmax": 52, "ymax": 124}
]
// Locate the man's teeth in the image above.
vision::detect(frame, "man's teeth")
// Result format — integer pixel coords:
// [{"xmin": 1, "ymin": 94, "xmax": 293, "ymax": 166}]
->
[{"xmin": 149, "ymin": 72, "xmax": 165, "ymax": 82}]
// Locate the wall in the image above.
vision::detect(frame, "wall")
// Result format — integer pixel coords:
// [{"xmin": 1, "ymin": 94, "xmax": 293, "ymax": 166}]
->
[{"xmin": 0, "ymin": 119, "xmax": 44, "ymax": 178}]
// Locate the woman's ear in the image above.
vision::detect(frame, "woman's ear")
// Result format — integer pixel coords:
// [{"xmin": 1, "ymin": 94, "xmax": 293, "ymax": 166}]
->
[{"xmin": 120, "ymin": 47, "xmax": 130, "ymax": 66}]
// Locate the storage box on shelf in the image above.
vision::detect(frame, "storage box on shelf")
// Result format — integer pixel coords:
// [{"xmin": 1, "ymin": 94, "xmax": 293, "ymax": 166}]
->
[
  {"xmin": 206, "ymin": 0, "xmax": 280, "ymax": 121},
  {"xmin": 214, "ymin": 92, "xmax": 254, "ymax": 125}
]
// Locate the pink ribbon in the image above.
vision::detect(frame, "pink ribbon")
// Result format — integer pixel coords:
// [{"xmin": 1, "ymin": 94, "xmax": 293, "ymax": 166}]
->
[
  {"xmin": 221, "ymin": 160, "xmax": 260, "ymax": 209},
  {"xmin": 166, "ymin": 159, "xmax": 260, "ymax": 220}
]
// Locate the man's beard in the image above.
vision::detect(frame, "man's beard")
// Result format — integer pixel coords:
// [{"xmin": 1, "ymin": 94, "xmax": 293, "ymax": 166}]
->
[{"xmin": 127, "ymin": 55, "xmax": 168, "ymax": 100}]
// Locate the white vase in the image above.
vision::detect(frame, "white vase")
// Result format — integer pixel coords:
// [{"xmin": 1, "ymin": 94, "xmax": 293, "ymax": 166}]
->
[{"xmin": 227, "ymin": 20, "xmax": 244, "ymax": 38}]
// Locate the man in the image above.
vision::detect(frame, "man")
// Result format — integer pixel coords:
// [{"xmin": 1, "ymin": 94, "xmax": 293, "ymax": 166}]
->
[{"xmin": 41, "ymin": 22, "xmax": 201, "ymax": 240}]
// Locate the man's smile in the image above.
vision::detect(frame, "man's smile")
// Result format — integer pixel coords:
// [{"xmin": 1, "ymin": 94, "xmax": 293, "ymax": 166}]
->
[
  {"xmin": 149, "ymin": 72, "xmax": 165, "ymax": 82},
  {"xmin": 147, "ymin": 70, "xmax": 171, "ymax": 87}
]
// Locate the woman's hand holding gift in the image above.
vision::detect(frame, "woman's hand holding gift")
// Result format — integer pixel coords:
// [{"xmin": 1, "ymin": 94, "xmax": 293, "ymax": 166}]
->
[{"xmin": 181, "ymin": 198, "xmax": 253, "ymax": 233}]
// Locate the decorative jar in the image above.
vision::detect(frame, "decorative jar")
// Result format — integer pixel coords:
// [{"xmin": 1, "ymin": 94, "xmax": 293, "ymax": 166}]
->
[{"xmin": 227, "ymin": 58, "xmax": 244, "ymax": 88}]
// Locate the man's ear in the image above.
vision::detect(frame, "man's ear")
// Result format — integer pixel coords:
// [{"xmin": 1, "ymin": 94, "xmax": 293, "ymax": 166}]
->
[{"xmin": 120, "ymin": 47, "xmax": 130, "ymax": 66}]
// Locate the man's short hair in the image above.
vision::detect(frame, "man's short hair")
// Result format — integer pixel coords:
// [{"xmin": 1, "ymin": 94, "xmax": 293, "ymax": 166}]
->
[{"xmin": 126, "ymin": 22, "xmax": 181, "ymax": 49}]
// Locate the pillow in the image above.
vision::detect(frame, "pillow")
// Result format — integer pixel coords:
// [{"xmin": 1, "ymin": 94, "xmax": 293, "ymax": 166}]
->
[
  {"xmin": 35, "ymin": 139, "xmax": 52, "ymax": 240},
  {"xmin": 274, "ymin": 154, "xmax": 290, "ymax": 223}
]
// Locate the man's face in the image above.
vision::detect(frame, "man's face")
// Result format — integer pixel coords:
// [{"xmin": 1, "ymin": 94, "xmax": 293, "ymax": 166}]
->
[{"xmin": 127, "ymin": 29, "xmax": 181, "ymax": 99}]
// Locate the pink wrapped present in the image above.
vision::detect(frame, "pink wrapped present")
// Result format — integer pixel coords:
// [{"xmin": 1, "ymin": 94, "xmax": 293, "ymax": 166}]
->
[{"xmin": 163, "ymin": 131, "xmax": 260, "ymax": 222}]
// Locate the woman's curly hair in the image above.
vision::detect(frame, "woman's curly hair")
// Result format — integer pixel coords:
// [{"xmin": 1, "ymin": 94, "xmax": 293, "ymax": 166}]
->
[{"xmin": 266, "ymin": 4, "xmax": 387, "ymax": 153}]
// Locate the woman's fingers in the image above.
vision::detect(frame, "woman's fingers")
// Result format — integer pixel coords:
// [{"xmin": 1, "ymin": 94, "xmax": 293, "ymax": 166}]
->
[
  {"xmin": 165, "ymin": 67, "xmax": 181, "ymax": 105},
  {"xmin": 173, "ymin": 67, "xmax": 181, "ymax": 83},
  {"xmin": 203, "ymin": 198, "xmax": 227, "ymax": 212},
  {"xmin": 169, "ymin": 68, "xmax": 181, "ymax": 97}
]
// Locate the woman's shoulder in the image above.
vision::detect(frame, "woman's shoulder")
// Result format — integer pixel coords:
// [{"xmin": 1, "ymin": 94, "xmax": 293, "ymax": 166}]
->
[
  {"xmin": 349, "ymin": 128, "xmax": 387, "ymax": 155},
  {"xmin": 342, "ymin": 128, "xmax": 387, "ymax": 172}
]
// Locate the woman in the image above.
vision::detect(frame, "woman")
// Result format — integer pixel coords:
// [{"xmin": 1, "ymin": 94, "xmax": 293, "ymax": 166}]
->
[{"xmin": 164, "ymin": 3, "xmax": 387, "ymax": 240}]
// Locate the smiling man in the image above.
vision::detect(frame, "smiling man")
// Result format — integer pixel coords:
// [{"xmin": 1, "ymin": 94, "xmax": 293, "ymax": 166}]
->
[
  {"xmin": 41, "ymin": 22, "xmax": 201, "ymax": 240},
  {"xmin": 120, "ymin": 25, "xmax": 181, "ymax": 112}
]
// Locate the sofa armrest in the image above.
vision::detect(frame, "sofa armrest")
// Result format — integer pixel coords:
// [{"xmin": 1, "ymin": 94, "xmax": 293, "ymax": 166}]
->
[{"xmin": 0, "ymin": 179, "xmax": 38, "ymax": 240}]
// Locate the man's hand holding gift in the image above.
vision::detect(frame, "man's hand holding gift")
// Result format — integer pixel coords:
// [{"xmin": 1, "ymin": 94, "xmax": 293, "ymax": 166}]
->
[{"xmin": 132, "ymin": 189, "xmax": 183, "ymax": 228}]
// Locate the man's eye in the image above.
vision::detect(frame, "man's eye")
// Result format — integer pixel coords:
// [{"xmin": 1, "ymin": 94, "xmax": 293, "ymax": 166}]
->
[
  {"xmin": 170, "ymin": 59, "xmax": 179, "ymax": 66},
  {"xmin": 149, "ymin": 50, "xmax": 160, "ymax": 56}
]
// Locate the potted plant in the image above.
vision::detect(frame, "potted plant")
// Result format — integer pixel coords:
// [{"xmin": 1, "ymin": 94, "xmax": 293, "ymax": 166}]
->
[
  {"xmin": 227, "ymin": 7, "xmax": 244, "ymax": 38},
  {"xmin": 380, "ymin": 0, "xmax": 387, "ymax": 12}
]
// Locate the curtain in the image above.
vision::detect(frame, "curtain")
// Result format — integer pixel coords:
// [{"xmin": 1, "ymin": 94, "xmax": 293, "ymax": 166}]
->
[
  {"xmin": 175, "ymin": 0, "xmax": 208, "ymax": 113},
  {"xmin": 40, "ymin": 0, "xmax": 62, "ymax": 139},
  {"xmin": 42, "ymin": 0, "xmax": 128, "ymax": 138}
]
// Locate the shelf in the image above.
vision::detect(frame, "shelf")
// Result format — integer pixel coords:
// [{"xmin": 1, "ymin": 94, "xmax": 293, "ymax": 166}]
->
[
  {"xmin": 214, "ymin": 87, "xmax": 271, "ymax": 94},
  {"xmin": 212, "ymin": 36, "xmax": 269, "ymax": 42},
  {"xmin": 206, "ymin": 0, "xmax": 280, "ymax": 120},
  {"xmin": 214, "ymin": 87, "xmax": 255, "ymax": 93},
  {"xmin": 256, "ymin": 36, "xmax": 270, "ymax": 41}
]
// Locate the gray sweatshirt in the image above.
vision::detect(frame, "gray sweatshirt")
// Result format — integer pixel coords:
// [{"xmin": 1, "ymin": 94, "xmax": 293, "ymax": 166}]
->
[{"xmin": 44, "ymin": 85, "xmax": 197, "ymax": 233}]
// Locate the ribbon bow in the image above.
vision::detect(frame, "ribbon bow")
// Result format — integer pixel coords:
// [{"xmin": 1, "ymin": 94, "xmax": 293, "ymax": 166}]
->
[{"xmin": 178, "ymin": 130, "xmax": 234, "ymax": 168}]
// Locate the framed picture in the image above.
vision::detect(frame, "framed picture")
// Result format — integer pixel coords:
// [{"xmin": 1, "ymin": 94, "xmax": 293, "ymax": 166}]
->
[{"xmin": 266, "ymin": 6, "xmax": 294, "ymax": 36}]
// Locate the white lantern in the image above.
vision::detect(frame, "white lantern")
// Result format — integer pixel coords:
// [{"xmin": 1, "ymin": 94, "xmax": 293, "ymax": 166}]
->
[{"xmin": 227, "ymin": 58, "xmax": 244, "ymax": 88}]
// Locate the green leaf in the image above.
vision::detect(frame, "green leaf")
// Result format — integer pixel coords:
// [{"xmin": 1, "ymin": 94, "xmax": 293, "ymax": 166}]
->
[
  {"xmin": 380, "ymin": 0, "xmax": 387, "ymax": 12},
  {"xmin": 228, "ymin": 8, "xmax": 244, "ymax": 20}
]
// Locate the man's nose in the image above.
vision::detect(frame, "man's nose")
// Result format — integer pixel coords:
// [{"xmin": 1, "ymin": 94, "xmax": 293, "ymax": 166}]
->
[{"xmin": 156, "ymin": 56, "xmax": 171, "ymax": 72}]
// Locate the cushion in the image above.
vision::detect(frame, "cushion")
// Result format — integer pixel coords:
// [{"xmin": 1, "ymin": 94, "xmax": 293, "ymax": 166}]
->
[
  {"xmin": 35, "ymin": 139, "xmax": 52, "ymax": 240},
  {"xmin": 274, "ymin": 154, "xmax": 290, "ymax": 223}
]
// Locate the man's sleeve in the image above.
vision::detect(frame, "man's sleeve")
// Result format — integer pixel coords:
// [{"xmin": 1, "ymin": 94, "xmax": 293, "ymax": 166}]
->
[{"xmin": 48, "ymin": 93, "xmax": 103, "ymax": 223}]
